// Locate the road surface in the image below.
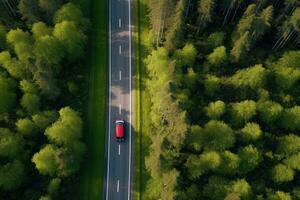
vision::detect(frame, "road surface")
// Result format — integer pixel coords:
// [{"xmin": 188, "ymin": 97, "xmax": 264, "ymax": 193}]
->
[{"xmin": 104, "ymin": 0, "xmax": 133, "ymax": 199}]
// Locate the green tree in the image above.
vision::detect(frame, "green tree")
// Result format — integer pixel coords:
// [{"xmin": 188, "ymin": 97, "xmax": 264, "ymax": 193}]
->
[
  {"xmin": 277, "ymin": 134, "xmax": 300, "ymax": 156},
  {"xmin": 16, "ymin": 118, "xmax": 38, "ymax": 137},
  {"xmin": 18, "ymin": 0, "xmax": 40, "ymax": 22},
  {"xmin": 231, "ymin": 31, "xmax": 251, "ymax": 62},
  {"xmin": 238, "ymin": 145, "xmax": 262, "ymax": 174},
  {"xmin": 230, "ymin": 100, "xmax": 257, "ymax": 126},
  {"xmin": 185, "ymin": 125, "xmax": 202, "ymax": 151},
  {"xmin": 280, "ymin": 106, "xmax": 300, "ymax": 131},
  {"xmin": 267, "ymin": 191, "xmax": 292, "ymax": 200},
  {"xmin": 0, "ymin": 75, "xmax": 16, "ymax": 113},
  {"xmin": 0, "ymin": 160, "xmax": 25, "ymax": 190},
  {"xmin": 174, "ymin": 43, "xmax": 197, "ymax": 67},
  {"xmin": 204, "ymin": 74, "xmax": 220, "ymax": 96},
  {"xmin": 47, "ymin": 178, "xmax": 60, "ymax": 196},
  {"xmin": 32, "ymin": 110, "xmax": 58, "ymax": 131},
  {"xmin": 32, "ymin": 22, "xmax": 52, "ymax": 38},
  {"xmin": 21, "ymin": 93, "xmax": 41, "ymax": 114},
  {"xmin": 240, "ymin": 123, "xmax": 262, "ymax": 142},
  {"xmin": 197, "ymin": 0, "xmax": 215, "ymax": 30},
  {"xmin": 218, "ymin": 151, "xmax": 240, "ymax": 175},
  {"xmin": 203, "ymin": 176, "xmax": 229, "ymax": 200},
  {"xmin": 45, "ymin": 107, "xmax": 82, "ymax": 146},
  {"xmin": 32, "ymin": 144, "xmax": 59, "ymax": 176},
  {"xmin": 39, "ymin": 0, "xmax": 62, "ymax": 16},
  {"xmin": 283, "ymin": 152, "xmax": 300, "ymax": 170},
  {"xmin": 227, "ymin": 179, "xmax": 253, "ymax": 200},
  {"xmin": 205, "ymin": 100, "xmax": 226, "ymax": 119},
  {"xmin": 0, "ymin": 51, "xmax": 28, "ymax": 79},
  {"xmin": 186, "ymin": 151, "xmax": 221, "ymax": 179},
  {"xmin": 54, "ymin": 3, "xmax": 89, "ymax": 31},
  {"xmin": 200, "ymin": 120, "xmax": 235, "ymax": 151},
  {"xmin": 257, "ymin": 100, "xmax": 283, "ymax": 124},
  {"xmin": 229, "ymin": 64, "xmax": 266, "ymax": 89},
  {"xmin": 0, "ymin": 128, "xmax": 23, "ymax": 158},
  {"xmin": 207, "ymin": 46, "xmax": 227, "ymax": 66},
  {"xmin": 34, "ymin": 35, "xmax": 64, "ymax": 64},
  {"xmin": 20, "ymin": 80, "xmax": 39, "ymax": 94},
  {"xmin": 0, "ymin": 24, "xmax": 7, "ymax": 49},
  {"xmin": 271, "ymin": 164, "xmax": 295, "ymax": 183},
  {"xmin": 53, "ymin": 21, "xmax": 87, "ymax": 61}
]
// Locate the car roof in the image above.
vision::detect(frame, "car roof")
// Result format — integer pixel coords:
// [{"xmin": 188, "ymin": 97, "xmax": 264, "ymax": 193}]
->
[{"xmin": 116, "ymin": 123, "xmax": 124, "ymax": 137}]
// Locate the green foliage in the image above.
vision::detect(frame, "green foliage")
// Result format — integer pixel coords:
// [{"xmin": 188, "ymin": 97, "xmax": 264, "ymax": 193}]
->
[
  {"xmin": 39, "ymin": 0, "xmax": 62, "ymax": 15},
  {"xmin": 206, "ymin": 32, "xmax": 225, "ymax": 49},
  {"xmin": 0, "ymin": 128, "xmax": 23, "ymax": 158},
  {"xmin": 0, "ymin": 160, "xmax": 25, "ymax": 191},
  {"xmin": 32, "ymin": 110, "xmax": 58, "ymax": 131},
  {"xmin": 207, "ymin": 46, "xmax": 227, "ymax": 66},
  {"xmin": 45, "ymin": 107, "xmax": 82, "ymax": 146},
  {"xmin": 16, "ymin": 118, "xmax": 38, "ymax": 137},
  {"xmin": 54, "ymin": 3, "xmax": 89, "ymax": 31},
  {"xmin": 203, "ymin": 176, "xmax": 229, "ymax": 200},
  {"xmin": 228, "ymin": 64, "xmax": 266, "ymax": 89},
  {"xmin": 198, "ymin": 0, "xmax": 215, "ymax": 29},
  {"xmin": 0, "ymin": 75, "xmax": 16, "ymax": 113},
  {"xmin": 53, "ymin": 21, "xmax": 86, "ymax": 61},
  {"xmin": 238, "ymin": 145, "xmax": 262, "ymax": 174},
  {"xmin": 283, "ymin": 153, "xmax": 300, "ymax": 170},
  {"xmin": 271, "ymin": 164, "xmax": 294, "ymax": 183},
  {"xmin": 277, "ymin": 134, "xmax": 300, "ymax": 156},
  {"xmin": 18, "ymin": 0, "xmax": 40, "ymax": 22},
  {"xmin": 34, "ymin": 36, "xmax": 64, "ymax": 64},
  {"xmin": 280, "ymin": 106, "xmax": 300, "ymax": 131},
  {"xmin": 240, "ymin": 123, "xmax": 262, "ymax": 142},
  {"xmin": 186, "ymin": 151, "xmax": 221, "ymax": 179},
  {"xmin": 174, "ymin": 43, "xmax": 197, "ymax": 67},
  {"xmin": 205, "ymin": 100, "xmax": 226, "ymax": 119},
  {"xmin": 47, "ymin": 178, "xmax": 61, "ymax": 196},
  {"xmin": 0, "ymin": 51, "xmax": 28, "ymax": 79},
  {"xmin": 257, "ymin": 100, "xmax": 283, "ymax": 124},
  {"xmin": 204, "ymin": 74, "xmax": 220, "ymax": 96},
  {"xmin": 32, "ymin": 144, "xmax": 59, "ymax": 176},
  {"xmin": 230, "ymin": 100, "xmax": 257, "ymax": 126},
  {"xmin": 267, "ymin": 191, "xmax": 292, "ymax": 200},
  {"xmin": 32, "ymin": 22, "xmax": 52, "ymax": 38},
  {"xmin": 199, "ymin": 120, "xmax": 235, "ymax": 151},
  {"xmin": 227, "ymin": 179, "xmax": 253, "ymax": 200},
  {"xmin": 218, "ymin": 151, "xmax": 240, "ymax": 175},
  {"xmin": 0, "ymin": 24, "xmax": 7, "ymax": 49},
  {"xmin": 21, "ymin": 93, "xmax": 41, "ymax": 114}
]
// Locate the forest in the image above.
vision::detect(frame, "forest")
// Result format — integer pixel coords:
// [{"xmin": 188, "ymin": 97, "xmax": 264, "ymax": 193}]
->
[
  {"xmin": 0, "ymin": 0, "xmax": 89, "ymax": 199},
  {"xmin": 143, "ymin": 0, "xmax": 300, "ymax": 200}
]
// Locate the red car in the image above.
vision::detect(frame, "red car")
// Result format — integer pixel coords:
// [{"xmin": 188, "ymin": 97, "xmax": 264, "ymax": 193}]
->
[{"xmin": 115, "ymin": 119, "xmax": 125, "ymax": 141}]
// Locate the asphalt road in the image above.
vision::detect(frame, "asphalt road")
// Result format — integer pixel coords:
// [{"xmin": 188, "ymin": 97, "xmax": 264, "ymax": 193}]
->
[{"xmin": 104, "ymin": 0, "xmax": 133, "ymax": 199}]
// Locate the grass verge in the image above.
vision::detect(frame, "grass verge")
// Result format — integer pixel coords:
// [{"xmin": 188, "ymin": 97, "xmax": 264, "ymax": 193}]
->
[
  {"xmin": 133, "ymin": 0, "xmax": 151, "ymax": 199},
  {"xmin": 79, "ymin": 0, "xmax": 107, "ymax": 199}
]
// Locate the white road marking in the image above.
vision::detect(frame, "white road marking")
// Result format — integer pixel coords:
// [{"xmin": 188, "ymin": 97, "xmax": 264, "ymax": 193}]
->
[
  {"xmin": 128, "ymin": 0, "xmax": 132, "ymax": 199},
  {"xmin": 119, "ymin": 104, "xmax": 122, "ymax": 114},
  {"xmin": 119, "ymin": 18, "xmax": 122, "ymax": 28},
  {"xmin": 117, "ymin": 180, "xmax": 120, "ymax": 192},
  {"xmin": 119, "ymin": 45, "xmax": 122, "ymax": 55},
  {"xmin": 118, "ymin": 144, "xmax": 121, "ymax": 155},
  {"xmin": 119, "ymin": 70, "xmax": 122, "ymax": 80},
  {"xmin": 106, "ymin": 0, "xmax": 112, "ymax": 199}
]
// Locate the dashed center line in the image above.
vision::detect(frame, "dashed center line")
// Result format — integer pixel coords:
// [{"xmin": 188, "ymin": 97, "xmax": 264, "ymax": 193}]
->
[
  {"xmin": 117, "ymin": 180, "xmax": 120, "ymax": 192},
  {"xmin": 119, "ymin": 71, "xmax": 122, "ymax": 80},
  {"xmin": 119, "ymin": 45, "xmax": 122, "ymax": 55},
  {"xmin": 118, "ymin": 144, "xmax": 121, "ymax": 155},
  {"xmin": 119, "ymin": 104, "xmax": 122, "ymax": 114},
  {"xmin": 119, "ymin": 18, "xmax": 122, "ymax": 28}
]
